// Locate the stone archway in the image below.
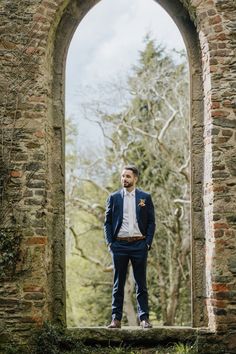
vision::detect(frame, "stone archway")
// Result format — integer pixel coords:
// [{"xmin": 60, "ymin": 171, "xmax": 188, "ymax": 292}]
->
[
  {"xmin": 51, "ymin": 0, "xmax": 206, "ymax": 328},
  {"xmin": 1, "ymin": 0, "xmax": 236, "ymax": 350}
]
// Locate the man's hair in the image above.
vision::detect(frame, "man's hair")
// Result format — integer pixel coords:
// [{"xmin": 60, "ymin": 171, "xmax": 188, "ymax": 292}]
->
[{"xmin": 123, "ymin": 165, "xmax": 139, "ymax": 177}]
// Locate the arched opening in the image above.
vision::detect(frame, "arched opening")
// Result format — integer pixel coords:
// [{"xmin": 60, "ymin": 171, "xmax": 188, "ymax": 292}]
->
[{"xmin": 52, "ymin": 0, "xmax": 206, "ymax": 329}]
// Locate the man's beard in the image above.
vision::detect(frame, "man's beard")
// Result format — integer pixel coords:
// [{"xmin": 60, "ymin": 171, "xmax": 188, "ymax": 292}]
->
[{"xmin": 123, "ymin": 181, "xmax": 133, "ymax": 188}]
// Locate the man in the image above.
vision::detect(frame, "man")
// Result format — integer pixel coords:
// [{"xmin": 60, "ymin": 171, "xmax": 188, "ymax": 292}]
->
[{"xmin": 104, "ymin": 165, "xmax": 156, "ymax": 329}]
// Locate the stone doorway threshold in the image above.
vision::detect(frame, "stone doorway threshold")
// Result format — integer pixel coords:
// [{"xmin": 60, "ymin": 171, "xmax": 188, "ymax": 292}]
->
[{"xmin": 68, "ymin": 326, "xmax": 211, "ymax": 346}]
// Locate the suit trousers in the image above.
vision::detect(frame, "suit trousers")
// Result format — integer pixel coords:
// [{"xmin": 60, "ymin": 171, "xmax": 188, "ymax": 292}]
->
[{"xmin": 110, "ymin": 239, "xmax": 149, "ymax": 322}]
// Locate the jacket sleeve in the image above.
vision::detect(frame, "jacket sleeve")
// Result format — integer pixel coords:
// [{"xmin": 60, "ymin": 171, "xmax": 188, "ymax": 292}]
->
[
  {"xmin": 104, "ymin": 194, "xmax": 113, "ymax": 245},
  {"xmin": 146, "ymin": 194, "xmax": 156, "ymax": 246}
]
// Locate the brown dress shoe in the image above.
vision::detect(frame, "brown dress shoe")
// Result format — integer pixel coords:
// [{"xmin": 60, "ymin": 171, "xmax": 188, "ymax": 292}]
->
[
  {"xmin": 107, "ymin": 319, "xmax": 121, "ymax": 328},
  {"xmin": 140, "ymin": 319, "xmax": 152, "ymax": 329}
]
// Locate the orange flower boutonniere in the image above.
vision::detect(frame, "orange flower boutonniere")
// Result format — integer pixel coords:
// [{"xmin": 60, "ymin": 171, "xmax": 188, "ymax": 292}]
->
[{"xmin": 138, "ymin": 199, "xmax": 146, "ymax": 207}]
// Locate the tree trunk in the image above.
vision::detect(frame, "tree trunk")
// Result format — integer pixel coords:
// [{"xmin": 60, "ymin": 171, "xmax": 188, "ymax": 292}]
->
[
  {"xmin": 166, "ymin": 265, "xmax": 181, "ymax": 325},
  {"xmin": 165, "ymin": 211, "xmax": 182, "ymax": 325},
  {"xmin": 157, "ymin": 259, "xmax": 168, "ymax": 324},
  {"xmin": 124, "ymin": 263, "xmax": 138, "ymax": 326}
]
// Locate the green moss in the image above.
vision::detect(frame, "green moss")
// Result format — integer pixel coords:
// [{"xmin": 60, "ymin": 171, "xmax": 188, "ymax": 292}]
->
[
  {"xmin": 28, "ymin": 323, "xmax": 197, "ymax": 354},
  {"xmin": 1, "ymin": 323, "xmax": 198, "ymax": 354},
  {"xmin": 0, "ymin": 228, "xmax": 22, "ymax": 278},
  {"xmin": 179, "ymin": 0, "xmax": 197, "ymax": 24}
]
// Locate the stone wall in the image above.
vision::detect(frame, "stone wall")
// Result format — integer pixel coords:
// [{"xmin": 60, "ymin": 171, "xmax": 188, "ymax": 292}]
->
[
  {"xmin": 0, "ymin": 0, "xmax": 236, "ymax": 351},
  {"xmin": 194, "ymin": 0, "xmax": 236, "ymax": 336}
]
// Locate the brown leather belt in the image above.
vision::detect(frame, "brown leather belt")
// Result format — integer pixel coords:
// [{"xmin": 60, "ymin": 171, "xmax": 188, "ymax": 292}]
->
[{"xmin": 116, "ymin": 236, "xmax": 146, "ymax": 242}]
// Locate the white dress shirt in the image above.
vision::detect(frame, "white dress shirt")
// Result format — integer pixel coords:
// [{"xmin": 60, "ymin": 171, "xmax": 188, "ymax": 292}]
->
[{"xmin": 117, "ymin": 188, "xmax": 143, "ymax": 238}]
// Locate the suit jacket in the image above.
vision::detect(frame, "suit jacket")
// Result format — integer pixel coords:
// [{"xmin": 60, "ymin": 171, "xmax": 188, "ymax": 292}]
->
[{"xmin": 104, "ymin": 188, "xmax": 156, "ymax": 247}]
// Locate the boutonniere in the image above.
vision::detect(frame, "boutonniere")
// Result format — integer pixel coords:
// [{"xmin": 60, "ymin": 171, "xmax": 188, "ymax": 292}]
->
[{"xmin": 138, "ymin": 199, "xmax": 146, "ymax": 207}]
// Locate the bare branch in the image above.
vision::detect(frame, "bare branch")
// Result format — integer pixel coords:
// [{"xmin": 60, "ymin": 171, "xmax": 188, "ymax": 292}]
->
[
  {"xmin": 78, "ymin": 178, "xmax": 110, "ymax": 195},
  {"xmin": 178, "ymin": 154, "xmax": 190, "ymax": 182},
  {"xmin": 70, "ymin": 227, "xmax": 112, "ymax": 272},
  {"xmin": 119, "ymin": 120, "xmax": 173, "ymax": 158},
  {"xmin": 174, "ymin": 199, "xmax": 190, "ymax": 204},
  {"xmin": 66, "ymin": 197, "xmax": 105, "ymax": 223},
  {"xmin": 158, "ymin": 110, "xmax": 178, "ymax": 142},
  {"xmin": 81, "ymin": 281, "xmax": 112, "ymax": 288}
]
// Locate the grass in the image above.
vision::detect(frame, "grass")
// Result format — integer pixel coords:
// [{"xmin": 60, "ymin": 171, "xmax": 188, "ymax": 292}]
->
[{"xmin": 4, "ymin": 343, "xmax": 197, "ymax": 354}]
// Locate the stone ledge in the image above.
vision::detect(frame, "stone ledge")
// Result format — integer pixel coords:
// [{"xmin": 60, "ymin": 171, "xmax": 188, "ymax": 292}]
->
[{"xmin": 67, "ymin": 326, "xmax": 211, "ymax": 345}]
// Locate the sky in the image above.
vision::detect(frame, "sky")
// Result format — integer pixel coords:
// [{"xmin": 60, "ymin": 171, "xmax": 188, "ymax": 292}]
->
[{"xmin": 65, "ymin": 0, "xmax": 186, "ymax": 149}]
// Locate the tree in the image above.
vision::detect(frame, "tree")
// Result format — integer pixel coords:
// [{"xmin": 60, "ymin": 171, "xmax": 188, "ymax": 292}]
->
[
  {"xmin": 65, "ymin": 118, "xmax": 112, "ymax": 326},
  {"xmin": 66, "ymin": 36, "xmax": 191, "ymax": 326}
]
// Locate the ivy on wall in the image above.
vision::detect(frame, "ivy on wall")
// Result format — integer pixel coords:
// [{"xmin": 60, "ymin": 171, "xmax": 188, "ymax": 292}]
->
[
  {"xmin": 0, "ymin": 3, "xmax": 45, "ymax": 280},
  {"xmin": 0, "ymin": 228, "xmax": 22, "ymax": 278}
]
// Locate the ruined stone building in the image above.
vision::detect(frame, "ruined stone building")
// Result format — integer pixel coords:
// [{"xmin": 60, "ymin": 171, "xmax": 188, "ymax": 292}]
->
[{"xmin": 0, "ymin": 0, "xmax": 236, "ymax": 352}]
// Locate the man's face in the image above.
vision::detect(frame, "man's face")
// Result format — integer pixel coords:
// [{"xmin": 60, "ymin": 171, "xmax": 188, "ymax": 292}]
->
[{"xmin": 121, "ymin": 169, "xmax": 137, "ymax": 189}]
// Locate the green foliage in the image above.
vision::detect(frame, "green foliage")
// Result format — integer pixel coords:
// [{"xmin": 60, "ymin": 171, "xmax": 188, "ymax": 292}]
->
[
  {"xmin": 66, "ymin": 178, "xmax": 112, "ymax": 326},
  {"xmin": 4, "ymin": 345, "xmax": 27, "ymax": 354},
  {"xmin": 0, "ymin": 229, "xmax": 22, "ymax": 277},
  {"xmin": 172, "ymin": 342, "xmax": 198, "ymax": 354},
  {"xmin": 66, "ymin": 249, "xmax": 111, "ymax": 327},
  {"xmin": 32, "ymin": 322, "xmax": 86, "ymax": 354}
]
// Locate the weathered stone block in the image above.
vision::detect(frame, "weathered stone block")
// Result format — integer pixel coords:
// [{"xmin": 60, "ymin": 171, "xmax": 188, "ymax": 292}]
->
[
  {"xmin": 228, "ymin": 259, "xmax": 236, "ymax": 274},
  {"xmin": 192, "ymin": 211, "xmax": 205, "ymax": 239}
]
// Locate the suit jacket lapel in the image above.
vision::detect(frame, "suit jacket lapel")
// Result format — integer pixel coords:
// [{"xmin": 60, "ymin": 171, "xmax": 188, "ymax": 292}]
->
[
  {"xmin": 119, "ymin": 189, "xmax": 124, "ymax": 220},
  {"xmin": 135, "ymin": 189, "xmax": 141, "ymax": 218}
]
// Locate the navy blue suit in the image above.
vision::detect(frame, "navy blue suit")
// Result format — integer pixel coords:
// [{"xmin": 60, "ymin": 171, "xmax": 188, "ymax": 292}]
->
[{"xmin": 104, "ymin": 188, "xmax": 156, "ymax": 322}]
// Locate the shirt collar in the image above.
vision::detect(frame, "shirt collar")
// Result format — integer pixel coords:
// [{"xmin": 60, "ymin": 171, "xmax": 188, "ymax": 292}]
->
[{"xmin": 124, "ymin": 188, "xmax": 135, "ymax": 197}]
